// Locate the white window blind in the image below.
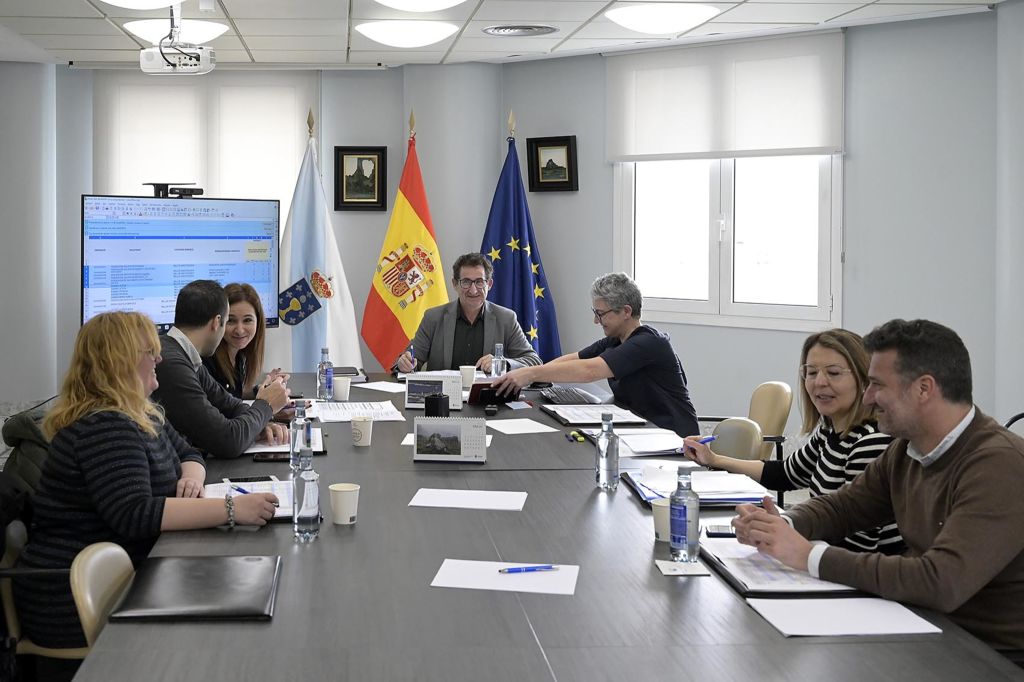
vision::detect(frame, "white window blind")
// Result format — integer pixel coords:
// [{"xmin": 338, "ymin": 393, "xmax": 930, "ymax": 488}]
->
[
  {"xmin": 93, "ymin": 71, "xmax": 318, "ymax": 224},
  {"xmin": 606, "ymin": 32, "xmax": 844, "ymax": 161}
]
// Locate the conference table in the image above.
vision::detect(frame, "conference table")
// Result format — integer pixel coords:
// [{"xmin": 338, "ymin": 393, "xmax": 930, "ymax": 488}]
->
[{"xmin": 73, "ymin": 375, "xmax": 1024, "ymax": 681}]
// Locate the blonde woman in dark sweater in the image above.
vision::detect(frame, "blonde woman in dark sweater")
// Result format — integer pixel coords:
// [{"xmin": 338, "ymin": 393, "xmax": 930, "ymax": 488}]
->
[{"xmin": 14, "ymin": 312, "xmax": 278, "ymax": 681}]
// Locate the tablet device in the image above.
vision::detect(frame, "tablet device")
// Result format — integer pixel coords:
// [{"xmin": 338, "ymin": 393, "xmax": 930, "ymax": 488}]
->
[{"xmin": 467, "ymin": 384, "xmax": 519, "ymax": 405}]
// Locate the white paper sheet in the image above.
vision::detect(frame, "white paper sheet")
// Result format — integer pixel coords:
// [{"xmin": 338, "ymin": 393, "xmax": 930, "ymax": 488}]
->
[
  {"xmin": 354, "ymin": 381, "xmax": 408, "ymax": 394},
  {"xmin": 402, "ymin": 433, "xmax": 492, "ymax": 446},
  {"xmin": 203, "ymin": 480, "xmax": 293, "ymax": 519},
  {"xmin": 747, "ymin": 597, "xmax": 942, "ymax": 637},
  {"xmin": 431, "ymin": 559, "xmax": 579, "ymax": 595},
  {"xmin": 408, "ymin": 488, "xmax": 527, "ymax": 511},
  {"xmin": 701, "ymin": 538, "xmax": 854, "ymax": 593},
  {"xmin": 655, "ymin": 559, "xmax": 711, "ymax": 576},
  {"xmin": 486, "ymin": 418, "xmax": 559, "ymax": 435},
  {"xmin": 244, "ymin": 428, "xmax": 324, "ymax": 454},
  {"xmin": 315, "ymin": 401, "xmax": 406, "ymax": 422}
]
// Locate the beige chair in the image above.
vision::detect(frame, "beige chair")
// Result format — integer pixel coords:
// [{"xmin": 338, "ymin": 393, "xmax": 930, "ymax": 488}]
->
[
  {"xmin": 747, "ymin": 381, "xmax": 793, "ymax": 460},
  {"xmin": 71, "ymin": 542, "xmax": 134, "ymax": 647},
  {"xmin": 710, "ymin": 417, "xmax": 763, "ymax": 460},
  {"xmin": 1, "ymin": 522, "xmax": 133, "ymax": 656}
]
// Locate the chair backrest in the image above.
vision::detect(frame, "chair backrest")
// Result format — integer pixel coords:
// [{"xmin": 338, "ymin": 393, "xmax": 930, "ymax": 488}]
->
[
  {"xmin": 747, "ymin": 381, "xmax": 792, "ymax": 460},
  {"xmin": 70, "ymin": 542, "xmax": 134, "ymax": 647},
  {"xmin": 1, "ymin": 520, "xmax": 29, "ymax": 640},
  {"xmin": 710, "ymin": 417, "xmax": 763, "ymax": 460}
]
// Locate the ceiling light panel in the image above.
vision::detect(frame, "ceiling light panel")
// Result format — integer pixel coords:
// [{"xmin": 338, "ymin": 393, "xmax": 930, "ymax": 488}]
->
[
  {"xmin": 99, "ymin": 0, "xmax": 177, "ymax": 9},
  {"xmin": 0, "ymin": 0, "xmax": 98, "ymax": 18},
  {"xmin": 123, "ymin": 18, "xmax": 230, "ymax": 44},
  {"xmin": 354, "ymin": 20, "xmax": 459, "ymax": 48},
  {"xmin": 220, "ymin": 0, "xmax": 348, "ymax": 19},
  {"xmin": 372, "ymin": 0, "xmax": 469, "ymax": 10},
  {"xmin": 605, "ymin": 3, "xmax": 723, "ymax": 34}
]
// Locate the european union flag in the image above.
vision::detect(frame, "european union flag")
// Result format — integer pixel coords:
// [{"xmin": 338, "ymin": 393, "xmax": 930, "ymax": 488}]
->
[
  {"xmin": 480, "ymin": 137, "xmax": 562, "ymax": 361},
  {"xmin": 278, "ymin": 277, "xmax": 322, "ymax": 326}
]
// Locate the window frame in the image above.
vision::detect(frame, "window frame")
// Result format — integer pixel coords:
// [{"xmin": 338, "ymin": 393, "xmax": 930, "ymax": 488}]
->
[{"xmin": 614, "ymin": 154, "xmax": 843, "ymax": 333}]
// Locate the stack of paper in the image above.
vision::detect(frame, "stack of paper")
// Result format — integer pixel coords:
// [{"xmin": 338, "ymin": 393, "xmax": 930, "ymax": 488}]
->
[
  {"xmin": 746, "ymin": 597, "xmax": 942, "ymax": 637},
  {"xmin": 204, "ymin": 480, "xmax": 293, "ymax": 520},
  {"xmin": 580, "ymin": 427, "xmax": 685, "ymax": 456},
  {"xmin": 690, "ymin": 470, "xmax": 771, "ymax": 506},
  {"xmin": 701, "ymin": 537, "xmax": 853, "ymax": 595},
  {"xmin": 312, "ymin": 401, "xmax": 406, "ymax": 422}
]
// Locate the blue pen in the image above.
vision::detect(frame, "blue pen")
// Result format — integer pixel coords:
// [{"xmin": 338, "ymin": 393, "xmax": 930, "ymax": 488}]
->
[
  {"xmin": 230, "ymin": 484, "xmax": 251, "ymax": 495},
  {"xmin": 498, "ymin": 565, "xmax": 558, "ymax": 574},
  {"xmin": 677, "ymin": 435, "xmax": 717, "ymax": 454}
]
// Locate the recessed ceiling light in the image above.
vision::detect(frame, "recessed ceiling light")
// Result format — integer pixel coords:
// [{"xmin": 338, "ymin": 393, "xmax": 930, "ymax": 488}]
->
[
  {"xmin": 355, "ymin": 20, "xmax": 458, "ymax": 48},
  {"xmin": 124, "ymin": 18, "xmax": 229, "ymax": 45},
  {"xmin": 372, "ymin": 0, "xmax": 469, "ymax": 11},
  {"xmin": 101, "ymin": 0, "xmax": 177, "ymax": 8},
  {"xmin": 604, "ymin": 3, "xmax": 721, "ymax": 34},
  {"xmin": 481, "ymin": 25, "xmax": 558, "ymax": 37}
]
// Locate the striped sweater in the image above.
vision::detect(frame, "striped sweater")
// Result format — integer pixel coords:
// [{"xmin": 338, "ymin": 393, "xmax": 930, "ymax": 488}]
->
[
  {"xmin": 760, "ymin": 419, "xmax": 904, "ymax": 554},
  {"xmin": 14, "ymin": 411, "xmax": 204, "ymax": 648}
]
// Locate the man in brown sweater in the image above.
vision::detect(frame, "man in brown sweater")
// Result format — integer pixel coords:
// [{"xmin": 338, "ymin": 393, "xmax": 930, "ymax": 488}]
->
[{"xmin": 733, "ymin": 319, "xmax": 1024, "ymax": 655}]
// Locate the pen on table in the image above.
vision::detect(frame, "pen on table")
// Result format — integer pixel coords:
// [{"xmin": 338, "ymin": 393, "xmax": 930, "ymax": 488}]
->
[
  {"xmin": 498, "ymin": 565, "xmax": 558, "ymax": 574},
  {"xmin": 636, "ymin": 479, "xmax": 666, "ymax": 499}
]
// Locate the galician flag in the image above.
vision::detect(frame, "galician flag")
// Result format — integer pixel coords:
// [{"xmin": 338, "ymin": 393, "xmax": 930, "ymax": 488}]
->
[
  {"xmin": 480, "ymin": 136, "xmax": 562, "ymax": 361},
  {"xmin": 361, "ymin": 126, "xmax": 448, "ymax": 368},
  {"xmin": 264, "ymin": 130, "xmax": 363, "ymax": 373}
]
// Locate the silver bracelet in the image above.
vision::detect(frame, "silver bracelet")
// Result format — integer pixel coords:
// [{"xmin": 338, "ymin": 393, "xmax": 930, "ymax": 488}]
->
[{"xmin": 224, "ymin": 493, "xmax": 236, "ymax": 530}]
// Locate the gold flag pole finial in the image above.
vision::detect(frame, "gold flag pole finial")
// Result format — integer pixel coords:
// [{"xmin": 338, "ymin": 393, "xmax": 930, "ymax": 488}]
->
[
  {"xmin": 307, "ymin": 109, "xmax": 315, "ymax": 138},
  {"xmin": 409, "ymin": 110, "xmax": 416, "ymax": 139},
  {"xmin": 507, "ymin": 110, "xmax": 516, "ymax": 137}
]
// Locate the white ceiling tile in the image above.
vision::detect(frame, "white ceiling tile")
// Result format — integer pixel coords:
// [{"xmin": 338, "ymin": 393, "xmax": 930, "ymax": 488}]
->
[
  {"xmin": 100, "ymin": 3, "xmax": 227, "ymax": 19},
  {"xmin": 350, "ymin": 0, "xmax": 478, "ymax": 21},
  {"xmin": 221, "ymin": 0, "xmax": 348, "ymax": 20},
  {"xmin": 213, "ymin": 50, "xmax": 254, "ymax": 62},
  {"xmin": 243, "ymin": 35, "xmax": 346, "ymax": 50},
  {"xmin": 874, "ymin": 0, "xmax": 991, "ymax": 4},
  {"xmin": 574, "ymin": 12, "xmax": 736, "ymax": 38},
  {"xmin": 349, "ymin": 49, "xmax": 443, "ymax": 64},
  {"xmin": 554, "ymin": 37, "xmax": 672, "ymax": 50},
  {"xmin": 47, "ymin": 49, "xmax": 139, "ymax": 62},
  {"xmin": 31, "ymin": 33, "xmax": 138, "ymax": 49},
  {"xmin": 208, "ymin": 34, "xmax": 245, "ymax": 50},
  {"xmin": 454, "ymin": 35, "xmax": 561, "ymax": 52},
  {"xmin": 473, "ymin": 0, "xmax": 606, "ymax": 22},
  {"xmin": 231, "ymin": 19, "xmax": 348, "ymax": 36},
  {"xmin": 830, "ymin": 3, "xmax": 986, "ymax": 20},
  {"xmin": 0, "ymin": 0, "xmax": 99, "ymax": 18},
  {"xmin": 718, "ymin": 3, "xmax": 863, "ymax": 22},
  {"xmin": 0, "ymin": 17, "xmax": 122, "ymax": 35},
  {"xmin": 685, "ymin": 21, "xmax": 811, "ymax": 35},
  {"xmin": 249, "ymin": 49, "xmax": 350, "ymax": 63}
]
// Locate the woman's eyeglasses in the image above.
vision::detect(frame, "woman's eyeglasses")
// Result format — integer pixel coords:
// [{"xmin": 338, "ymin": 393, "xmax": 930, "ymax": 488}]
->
[{"xmin": 799, "ymin": 364, "xmax": 853, "ymax": 381}]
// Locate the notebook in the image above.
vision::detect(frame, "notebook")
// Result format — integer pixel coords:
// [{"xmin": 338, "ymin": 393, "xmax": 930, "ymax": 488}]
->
[{"xmin": 110, "ymin": 555, "xmax": 283, "ymax": 621}]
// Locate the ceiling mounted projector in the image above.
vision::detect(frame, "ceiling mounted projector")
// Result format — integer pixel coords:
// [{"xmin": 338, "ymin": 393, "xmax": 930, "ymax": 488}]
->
[{"xmin": 140, "ymin": 44, "xmax": 215, "ymax": 74}]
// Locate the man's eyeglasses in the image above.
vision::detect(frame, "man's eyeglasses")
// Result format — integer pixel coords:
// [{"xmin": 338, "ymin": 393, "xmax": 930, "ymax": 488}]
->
[
  {"xmin": 799, "ymin": 364, "xmax": 854, "ymax": 381},
  {"xmin": 591, "ymin": 308, "xmax": 618, "ymax": 320},
  {"xmin": 457, "ymin": 278, "xmax": 489, "ymax": 290}
]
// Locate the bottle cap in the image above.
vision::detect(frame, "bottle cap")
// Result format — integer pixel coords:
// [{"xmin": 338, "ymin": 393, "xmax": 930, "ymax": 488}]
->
[
  {"xmin": 321, "ymin": 347, "xmax": 329, "ymax": 353},
  {"xmin": 601, "ymin": 412, "xmax": 613, "ymax": 421},
  {"xmin": 294, "ymin": 404, "xmax": 306, "ymax": 418},
  {"xmin": 298, "ymin": 446, "xmax": 314, "ymax": 469}
]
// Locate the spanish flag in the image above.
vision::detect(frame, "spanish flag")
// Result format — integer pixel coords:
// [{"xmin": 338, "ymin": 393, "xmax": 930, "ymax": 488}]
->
[{"xmin": 361, "ymin": 132, "xmax": 448, "ymax": 368}]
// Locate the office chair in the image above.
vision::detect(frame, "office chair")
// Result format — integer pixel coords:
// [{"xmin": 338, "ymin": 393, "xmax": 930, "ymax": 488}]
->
[
  {"xmin": 1005, "ymin": 413, "xmax": 1024, "ymax": 430},
  {"xmin": 0, "ymin": 521, "xmax": 89, "ymax": 660},
  {"xmin": 71, "ymin": 542, "xmax": 134, "ymax": 647},
  {"xmin": 747, "ymin": 382, "xmax": 793, "ymax": 460},
  {"xmin": 709, "ymin": 417, "xmax": 763, "ymax": 460}
]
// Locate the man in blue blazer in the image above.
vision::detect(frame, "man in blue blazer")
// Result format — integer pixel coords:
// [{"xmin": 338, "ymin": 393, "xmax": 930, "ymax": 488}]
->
[{"xmin": 394, "ymin": 253, "xmax": 541, "ymax": 373}]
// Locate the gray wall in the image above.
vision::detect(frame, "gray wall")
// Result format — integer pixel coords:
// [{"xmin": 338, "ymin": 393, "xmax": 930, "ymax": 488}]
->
[
  {"xmin": 3, "ymin": 10, "xmax": 1022, "ymax": 428},
  {"xmin": 0, "ymin": 62, "xmax": 56, "ymax": 404}
]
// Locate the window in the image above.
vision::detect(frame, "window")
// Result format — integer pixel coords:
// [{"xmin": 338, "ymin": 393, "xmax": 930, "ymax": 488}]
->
[{"xmin": 618, "ymin": 154, "xmax": 841, "ymax": 331}]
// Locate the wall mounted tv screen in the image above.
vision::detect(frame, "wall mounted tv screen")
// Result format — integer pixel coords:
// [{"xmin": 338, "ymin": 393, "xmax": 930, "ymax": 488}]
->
[{"xmin": 82, "ymin": 194, "xmax": 280, "ymax": 331}]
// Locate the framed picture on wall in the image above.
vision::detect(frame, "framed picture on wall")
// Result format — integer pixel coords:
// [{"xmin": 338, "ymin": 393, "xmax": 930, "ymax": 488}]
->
[
  {"xmin": 334, "ymin": 146, "xmax": 387, "ymax": 211},
  {"xmin": 526, "ymin": 135, "xmax": 578, "ymax": 192}
]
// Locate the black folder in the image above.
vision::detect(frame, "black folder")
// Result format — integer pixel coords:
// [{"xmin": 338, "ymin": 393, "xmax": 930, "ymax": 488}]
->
[{"xmin": 110, "ymin": 555, "xmax": 282, "ymax": 621}]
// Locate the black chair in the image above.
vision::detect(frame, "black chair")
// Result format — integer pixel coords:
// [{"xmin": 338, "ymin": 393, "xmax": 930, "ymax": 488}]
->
[{"xmin": 1004, "ymin": 413, "xmax": 1024, "ymax": 429}]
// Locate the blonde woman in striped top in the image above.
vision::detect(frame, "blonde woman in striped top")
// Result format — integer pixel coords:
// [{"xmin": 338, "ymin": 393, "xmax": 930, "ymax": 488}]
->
[{"xmin": 683, "ymin": 328, "xmax": 903, "ymax": 554}]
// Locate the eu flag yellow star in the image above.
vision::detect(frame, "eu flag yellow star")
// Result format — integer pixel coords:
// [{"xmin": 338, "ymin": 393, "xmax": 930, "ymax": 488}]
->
[
  {"xmin": 523, "ymin": 244, "xmax": 532, "ymax": 257},
  {"xmin": 527, "ymin": 325, "xmax": 539, "ymax": 341},
  {"xmin": 488, "ymin": 246, "xmax": 502, "ymax": 261},
  {"xmin": 506, "ymin": 237, "xmax": 520, "ymax": 251},
  {"xmin": 534, "ymin": 284, "xmax": 545, "ymax": 299},
  {"xmin": 530, "ymin": 262, "xmax": 539, "ymax": 275}
]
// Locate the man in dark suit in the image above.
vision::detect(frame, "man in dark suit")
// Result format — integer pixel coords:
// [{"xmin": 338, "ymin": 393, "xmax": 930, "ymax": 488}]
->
[
  {"xmin": 152, "ymin": 280, "xmax": 290, "ymax": 458},
  {"xmin": 394, "ymin": 253, "xmax": 541, "ymax": 373}
]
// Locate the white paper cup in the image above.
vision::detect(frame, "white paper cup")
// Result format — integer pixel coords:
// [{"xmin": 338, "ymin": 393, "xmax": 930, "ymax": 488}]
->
[
  {"xmin": 352, "ymin": 416, "xmax": 373, "ymax": 447},
  {"xmin": 459, "ymin": 365, "xmax": 476, "ymax": 390},
  {"xmin": 334, "ymin": 376, "xmax": 351, "ymax": 401},
  {"xmin": 652, "ymin": 498, "xmax": 671, "ymax": 542},
  {"xmin": 329, "ymin": 483, "xmax": 360, "ymax": 525}
]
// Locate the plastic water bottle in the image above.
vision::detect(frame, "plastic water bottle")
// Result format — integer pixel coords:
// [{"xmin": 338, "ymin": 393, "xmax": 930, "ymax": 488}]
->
[
  {"xmin": 491, "ymin": 343, "xmax": 505, "ymax": 377},
  {"xmin": 293, "ymin": 447, "xmax": 320, "ymax": 542},
  {"xmin": 289, "ymin": 404, "xmax": 310, "ymax": 471},
  {"xmin": 670, "ymin": 466, "xmax": 700, "ymax": 562},
  {"xmin": 316, "ymin": 347, "xmax": 334, "ymax": 400},
  {"xmin": 595, "ymin": 412, "xmax": 619, "ymax": 491}
]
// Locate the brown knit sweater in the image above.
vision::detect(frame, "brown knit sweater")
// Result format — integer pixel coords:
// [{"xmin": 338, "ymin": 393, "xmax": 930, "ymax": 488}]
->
[{"xmin": 788, "ymin": 410, "xmax": 1024, "ymax": 650}]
